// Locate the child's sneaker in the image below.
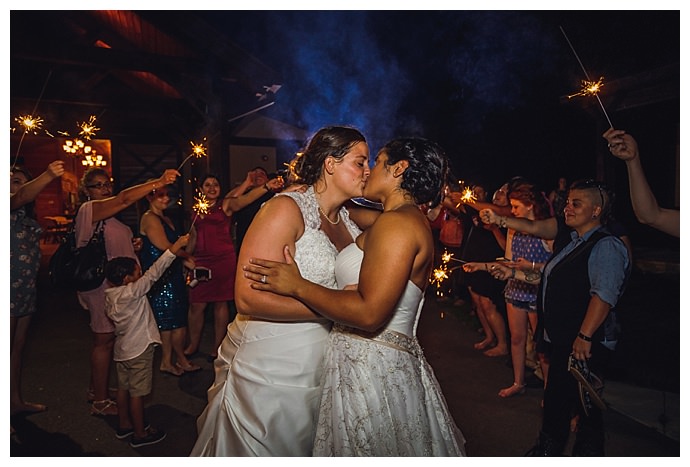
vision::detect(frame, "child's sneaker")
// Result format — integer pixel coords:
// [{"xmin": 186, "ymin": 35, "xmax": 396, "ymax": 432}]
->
[
  {"xmin": 116, "ymin": 422, "xmax": 151, "ymax": 440},
  {"xmin": 129, "ymin": 427, "xmax": 166, "ymax": 448}
]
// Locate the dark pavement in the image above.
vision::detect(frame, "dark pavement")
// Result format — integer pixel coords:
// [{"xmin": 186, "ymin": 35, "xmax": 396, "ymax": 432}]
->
[{"xmin": 9, "ymin": 243, "xmax": 680, "ymax": 457}]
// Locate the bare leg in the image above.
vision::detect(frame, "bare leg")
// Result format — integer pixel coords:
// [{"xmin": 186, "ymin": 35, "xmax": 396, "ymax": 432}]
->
[
  {"xmin": 116, "ymin": 388, "xmax": 131, "ymax": 431},
  {"xmin": 159, "ymin": 330, "xmax": 182, "ymax": 375},
  {"xmin": 184, "ymin": 302, "xmax": 207, "ymax": 356},
  {"xmin": 481, "ymin": 295, "xmax": 509, "ymax": 357},
  {"xmin": 130, "ymin": 395, "xmax": 147, "ymax": 439},
  {"xmin": 10, "ymin": 315, "xmax": 46, "ymax": 414},
  {"xmin": 469, "ymin": 289, "xmax": 495, "ymax": 350},
  {"xmin": 499, "ymin": 303, "xmax": 528, "ymax": 397},
  {"xmin": 172, "ymin": 327, "xmax": 199, "ymax": 371},
  {"xmin": 91, "ymin": 332, "xmax": 116, "ymax": 401},
  {"xmin": 211, "ymin": 301, "xmax": 230, "ymax": 359},
  {"xmin": 89, "ymin": 331, "xmax": 118, "ymax": 414}
]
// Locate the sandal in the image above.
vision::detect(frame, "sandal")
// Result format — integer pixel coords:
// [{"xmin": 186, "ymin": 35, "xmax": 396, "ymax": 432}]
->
[
  {"xmin": 498, "ymin": 382, "xmax": 526, "ymax": 398},
  {"xmin": 90, "ymin": 399, "xmax": 118, "ymax": 416},
  {"xmin": 87, "ymin": 387, "xmax": 118, "ymax": 403}
]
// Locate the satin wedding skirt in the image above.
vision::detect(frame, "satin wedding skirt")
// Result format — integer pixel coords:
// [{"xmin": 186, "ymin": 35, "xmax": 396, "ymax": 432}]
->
[{"xmin": 190, "ymin": 314, "xmax": 331, "ymax": 456}]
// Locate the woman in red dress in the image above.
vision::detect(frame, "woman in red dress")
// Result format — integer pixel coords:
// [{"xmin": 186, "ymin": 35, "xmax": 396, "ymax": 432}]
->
[{"xmin": 185, "ymin": 174, "xmax": 284, "ymax": 361}]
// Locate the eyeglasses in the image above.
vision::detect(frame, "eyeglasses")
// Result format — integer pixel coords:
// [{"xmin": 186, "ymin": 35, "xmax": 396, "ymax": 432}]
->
[
  {"xmin": 86, "ymin": 181, "xmax": 113, "ymax": 190},
  {"xmin": 153, "ymin": 191, "xmax": 171, "ymax": 198}
]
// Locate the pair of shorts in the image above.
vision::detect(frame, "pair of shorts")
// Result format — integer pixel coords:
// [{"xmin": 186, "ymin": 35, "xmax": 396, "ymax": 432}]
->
[
  {"xmin": 505, "ymin": 297, "xmax": 537, "ymax": 312},
  {"xmin": 115, "ymin": 344, "xmax": 156, "ymax": 398}
]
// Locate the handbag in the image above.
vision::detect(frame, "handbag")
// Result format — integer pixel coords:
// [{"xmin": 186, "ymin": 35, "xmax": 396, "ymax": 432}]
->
[
  {"xmin": 439, "ymin": 211, "xmax": 464, "ymax": 247},
  {"xmin": 49, "ymin": 220, "xmax": 107, "ymax": 292}
]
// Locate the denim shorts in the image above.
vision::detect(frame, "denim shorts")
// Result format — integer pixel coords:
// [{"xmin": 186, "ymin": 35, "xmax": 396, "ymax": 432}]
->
[{"xmin": 505, "ymin": 297, "xmax": 537, "ymax": 312}]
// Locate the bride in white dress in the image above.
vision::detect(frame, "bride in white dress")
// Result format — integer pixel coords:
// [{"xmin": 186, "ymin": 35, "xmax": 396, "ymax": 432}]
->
[
  {"xmin": 245, "ymin": 137, "xmax": 466, "ymax": 456},
  {"xmin": 190, "ymin": 126, "xmax": 377, "ymax": 456}
]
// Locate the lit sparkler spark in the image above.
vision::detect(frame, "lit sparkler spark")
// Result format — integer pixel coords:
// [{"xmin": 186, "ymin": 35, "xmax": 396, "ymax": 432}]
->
[
  {"xmin": 560, "ymin": 26, "xmax": 614, "ymax": 128},
  {"xmin": 460, "ymin": 187, "xmax": 477, "ymax": 204},
  {"xmin": 177, "ymin": 139, "xmax": 208, "ymax": 171},
  {"xmin": 78, "ymin": 115, "xmax": 100, "ymax": 139},
  {"xmin": 283, "ymin": 154, "xmax": 302, "ymax": 183},
  {"xmin": 14, "ymin": 115, "xmax": 44, "ymax": 134},
  {"xmin": 11, "ymin": 114, "xmax": 45, "ymax": 171},
  {"xmin": 567, "ymin": 78, "xmax": 604, "ymax": 99},
  {"xmin": 189, "ymin": 193, "xmax": 211, "ymax": 232},
  {"xmin": 441, "ymin": 250, "xmax": 467, "ymax": 265},
  {"xmin": 430, "ymin": 266, "xmax": 449, "ymax": 287}
]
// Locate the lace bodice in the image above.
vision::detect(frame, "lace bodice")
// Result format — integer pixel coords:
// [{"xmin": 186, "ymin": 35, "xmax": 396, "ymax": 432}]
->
[{"xmin": 278, "ymin": 187, "xmax": 361, "ymax": 289}]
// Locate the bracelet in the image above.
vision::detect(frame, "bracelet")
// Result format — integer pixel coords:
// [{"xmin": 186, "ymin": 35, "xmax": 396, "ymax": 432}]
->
[
  {"xmin": 485, "ymin": 263, "xmax": 489, "ymax": 271},
  {"xmin": 499, "ymin": 216, "xmax": 507, "ymax": 228},
  {"xmin": 263, "ymin": 183, "xmax": 271, "ymax": 192},
  {"xmin": 577, "ymin": 331, "xmax": 592, "ymax": 342},
  {"xmin": 510, "ymin": 268, "xmax": 516, "ymax": 279}
]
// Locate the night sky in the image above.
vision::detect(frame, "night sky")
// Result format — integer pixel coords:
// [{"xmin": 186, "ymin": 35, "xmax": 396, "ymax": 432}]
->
[{"xmin": 197, "ymin": 9, "xmax": 679, "ymax": 197}]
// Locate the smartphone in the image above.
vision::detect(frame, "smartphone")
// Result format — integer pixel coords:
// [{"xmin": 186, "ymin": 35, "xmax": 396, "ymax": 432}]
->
[
  {"xmin": 193, "ymin": 267, "xmax": 212, "ymax": 280},
  {"xmin": 188, "ymin": 267, "xmax": 211, "ymax": 288}
]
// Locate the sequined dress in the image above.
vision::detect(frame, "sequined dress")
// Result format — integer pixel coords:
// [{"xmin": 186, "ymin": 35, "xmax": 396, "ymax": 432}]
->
[
  {"xmin": 139, "ymin": 218, "xmax": 188, "ymax": 330},
  {"xmin": 312, "ymin": 242, "xmax": 466, "ymax": 456},
  {"xmin": 191, "ymin": 187, "xmax": 361, "ymax": 456}
]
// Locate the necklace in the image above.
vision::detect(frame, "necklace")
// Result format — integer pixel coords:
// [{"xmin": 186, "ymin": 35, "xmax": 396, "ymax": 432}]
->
[{"xmin": 318, "ymin": 205, "xmax": 340, "ymax": 225}]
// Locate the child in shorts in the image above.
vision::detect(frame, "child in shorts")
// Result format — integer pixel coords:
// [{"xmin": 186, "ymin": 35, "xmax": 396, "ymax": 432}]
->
[{"xmin": 104, "ymin": 234, "xmax": 189, "ymax": 448}]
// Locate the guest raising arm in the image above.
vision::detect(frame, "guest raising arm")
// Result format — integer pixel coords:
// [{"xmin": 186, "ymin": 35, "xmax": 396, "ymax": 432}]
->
[{"xmin": 603, "ymin": 128, "xmax": 679, "ymax": 237}]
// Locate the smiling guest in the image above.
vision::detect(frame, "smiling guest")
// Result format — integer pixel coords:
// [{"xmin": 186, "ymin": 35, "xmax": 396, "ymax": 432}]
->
[{"xmin": 526, "ymin": 179, "xmax": 630, "ymax": 456}]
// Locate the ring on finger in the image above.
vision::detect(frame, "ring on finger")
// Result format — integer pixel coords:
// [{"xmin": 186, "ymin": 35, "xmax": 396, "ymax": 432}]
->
[{"xmin": 261, "ymin": 275, "xmax": 267, "ymax": 284}]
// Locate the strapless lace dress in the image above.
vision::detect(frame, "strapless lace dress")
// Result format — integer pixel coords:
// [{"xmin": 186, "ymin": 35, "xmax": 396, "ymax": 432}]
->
[{"xmin": 312, "ymin": 242, "xmax": 466, "ymax": 456}]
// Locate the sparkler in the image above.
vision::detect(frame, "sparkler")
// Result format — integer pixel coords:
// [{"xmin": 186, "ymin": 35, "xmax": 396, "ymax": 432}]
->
[
  {"xmin": 11, "ymin": 114, "xmax": 45, "ymax": 172},
  {"xmin": 282, "ymin": 153, "xmax": 302, "ymax": 183},
  {"xmin": 11, "ymin": 70, "xmax": 52, "ymax": 171},
  {"xmin": 77, "ymin": 115, "xmax": 100, "ymax": 139},
  {"xmin": 441, "ymin": 250, "xmax": 467, "ymax": 265},
  {"xmin": 560, "ymin": 26, "xmax": 614, "ymax": 128},
  {"xmin": 188, "ymin": 193, "xmax": 211, "ymax": 232},
  {"xmin": 430, "ymin": 265, "xmax": 449, "ymax": 288},
  {"xmin": 177, "ymin": 139, "xmax": 208, "ymax": 171},
  {"xmin": 456, "ymin": 187, "xmax": 477, "ymax": 207}
]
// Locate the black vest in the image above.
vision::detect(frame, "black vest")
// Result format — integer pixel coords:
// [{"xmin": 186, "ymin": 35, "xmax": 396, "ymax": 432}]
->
[{"xmin": 540, "ymin": 230, "xmax": 611, "ymax": 345}]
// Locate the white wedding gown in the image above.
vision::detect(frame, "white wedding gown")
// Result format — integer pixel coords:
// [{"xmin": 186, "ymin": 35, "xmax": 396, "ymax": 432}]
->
[
  {"xmin": 190, "ymin": 187, "xmax": 361, "ymax": 456},
  {"xmin": 312, "ymin": 242, "xmax": 466, "ymax": 456}
]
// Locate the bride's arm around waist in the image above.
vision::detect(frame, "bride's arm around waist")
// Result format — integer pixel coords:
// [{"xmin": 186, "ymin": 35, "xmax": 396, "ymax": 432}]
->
[{"xmin": 235, "ymin": 195, "xmax": 321, "ymax": 322}]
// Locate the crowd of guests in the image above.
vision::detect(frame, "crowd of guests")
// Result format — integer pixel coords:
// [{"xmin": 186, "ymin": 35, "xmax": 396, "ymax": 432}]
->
[{"xmin": 10, "ymin": 126, "xmax": 678, "ymax": 455}]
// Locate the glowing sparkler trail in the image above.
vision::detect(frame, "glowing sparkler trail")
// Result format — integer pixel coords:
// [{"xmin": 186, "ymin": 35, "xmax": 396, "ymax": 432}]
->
[
  {"xmin": 188, "ymin": 193, "xmax": 211, "ymax": 232},
  {"xmin": 78, "ymin": 115, "xmax": 100, "ymax": 139},
  {"xmin": 11, "ymin": 70, "xmax": 53, "ymax": 171},
  {"xmin": 177, "ymin": 139, "xmax": 208, "ymax": 171},
  {"xmin": 460, "ymin": 187, "xmax": 477, "ymax": 204},
  {"xmin": 567, "ymin": 78, "xmax": 605, "ymax": 98},
  {"xmin": 441, "ymin": 250, "xmax": 467, "ymax": 265},
  {"xmin": 430, "ymin": 266, "xmax": 449, "ymax": 287},
  {"xmin": 559, "ymin": 26, "xmax": 614, "ymax": 128}
]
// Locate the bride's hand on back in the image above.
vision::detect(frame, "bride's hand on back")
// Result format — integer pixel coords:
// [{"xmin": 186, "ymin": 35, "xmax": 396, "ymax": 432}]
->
[{"xmin": 243, "ymin": 245, "xmax": 304, "ymax": 297}]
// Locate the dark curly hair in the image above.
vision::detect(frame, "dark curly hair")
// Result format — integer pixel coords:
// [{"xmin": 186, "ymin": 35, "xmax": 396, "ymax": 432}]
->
[
  {"xmin": 381, "ymin": 137, "xmax": 449, "ymax": 206},
  {"xmin": 105, "ymin": 256, "xmax": 138, "ymax": 286},
  {"xmin": 293, "ymin": 126, "xmax": 367, "ymax": 185},
  {"xmin": 508, "ymin": 183, "xmax": 552, "ymax": 220}
]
